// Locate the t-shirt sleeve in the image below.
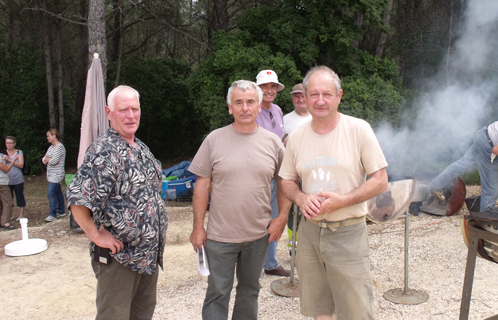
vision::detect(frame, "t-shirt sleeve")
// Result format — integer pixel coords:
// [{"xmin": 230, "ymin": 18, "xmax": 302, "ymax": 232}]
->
[
  {"xmin": 189, "ymin": 135, "xmax": 213, "ymax": 179},
  {"xmin": 360, "ymin": 122, "xmax": 388, "ymax": 175},
  {"xmin": 274, "ymin": 138, "xmax": 285, "ymax": 180},
  {"xmin": 278, "ymin": 135, "xmax": 299, "ymax": 181}
]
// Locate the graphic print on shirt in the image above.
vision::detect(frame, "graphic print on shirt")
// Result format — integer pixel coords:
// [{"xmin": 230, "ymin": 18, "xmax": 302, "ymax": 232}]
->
[{"xmin": 303, "ymin": 155, "xmax": 340, "ymax": 195}]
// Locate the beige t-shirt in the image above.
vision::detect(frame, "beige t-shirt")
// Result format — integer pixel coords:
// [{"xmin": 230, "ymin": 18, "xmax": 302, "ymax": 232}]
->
[
  {"xmin": 189, "ymin": 124, "xmax": 285, "ymax": 243},
  {"xmin": 279, "ymin": 114, "xmax": 387, "ymax": 222}
]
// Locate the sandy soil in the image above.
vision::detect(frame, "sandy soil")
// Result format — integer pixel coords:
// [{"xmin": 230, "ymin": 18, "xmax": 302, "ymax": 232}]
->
[{"xmin": 1, "ymin": 187, "xmax": 498, "ymax": 320}]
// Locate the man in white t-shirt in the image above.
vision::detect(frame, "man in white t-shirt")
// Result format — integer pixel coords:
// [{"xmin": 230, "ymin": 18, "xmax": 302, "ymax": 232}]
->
[
  {"xmin": 280, "ymin": 66, "xmax": 388, "ymax": 320},
  {"xmin": 283, "ymin": 83, "xmax": 312, "ymax": 254},
  {"xmin": 283, "ymin": 83, "xmax": 312, "ymax": 146},
  {"xmin": 189, "ymin": 80, "xmax": 291, "ymax": 319}
]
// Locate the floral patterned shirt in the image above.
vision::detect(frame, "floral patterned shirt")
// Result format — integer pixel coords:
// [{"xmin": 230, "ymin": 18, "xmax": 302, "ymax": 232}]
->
[{"xmin": 67, "ymin": 128, "xmax": 168, "ymax": 275}]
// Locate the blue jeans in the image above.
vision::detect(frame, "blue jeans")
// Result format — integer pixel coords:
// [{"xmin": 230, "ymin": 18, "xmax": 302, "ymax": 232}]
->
[
  {"xmin": 264, "ymin": 179, "xmax": 280, "ymax": 270},
  {"xmin": 429, "ymin": 127, "xmax": 498, "ymax": 211},
  {"xmin": 47, "ymin": 182, "xmax": 65, "ymax": 217},
  {"xmin": 202, "ymin": 235, "xmax": 269, "ymax": 320}
]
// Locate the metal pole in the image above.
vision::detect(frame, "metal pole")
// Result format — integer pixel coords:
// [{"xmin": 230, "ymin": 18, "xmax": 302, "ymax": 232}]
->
[
  {"xmin": 290, "ymin": 204, "xmax": 298, "ymax": 284},
  {"xmin": 270, "ymin": 204, "xmax": 300, "ymax": 297},
  {"xmin": 383, "ymin": 207, "xmax": 428, "ymax": 304},
  {"xmin": 404, "ymin": 209, "xmax": 409, "ymax": 294}
]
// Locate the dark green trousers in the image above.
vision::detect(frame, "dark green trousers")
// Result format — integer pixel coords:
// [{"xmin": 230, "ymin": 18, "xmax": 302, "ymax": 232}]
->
[{"xmin": 92, "ymin": 258, "xmax": 159, "ymax": 320}]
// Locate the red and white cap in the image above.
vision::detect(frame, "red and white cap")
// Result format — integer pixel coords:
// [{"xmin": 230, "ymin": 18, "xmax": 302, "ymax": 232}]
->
[{"xmin": 256, "ymin": 70, "xmax": 285, "ymax": 92}]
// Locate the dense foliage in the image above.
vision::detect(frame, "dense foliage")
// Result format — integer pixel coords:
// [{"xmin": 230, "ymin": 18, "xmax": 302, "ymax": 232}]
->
[{"xmin": 0, "ymin": 0, "xmax": 464, "ymax": 170}]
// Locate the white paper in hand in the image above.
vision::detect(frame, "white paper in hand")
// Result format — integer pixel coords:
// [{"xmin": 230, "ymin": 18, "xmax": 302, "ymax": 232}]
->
[{"xmin": 198, "ymin": 244, "xmax": 210, "ymax": 276}]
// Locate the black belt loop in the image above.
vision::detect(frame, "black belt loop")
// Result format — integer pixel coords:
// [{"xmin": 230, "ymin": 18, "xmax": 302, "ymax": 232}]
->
[{"xmin": 484, "ymin": 126, "xmax": 494, "ymax": 148}]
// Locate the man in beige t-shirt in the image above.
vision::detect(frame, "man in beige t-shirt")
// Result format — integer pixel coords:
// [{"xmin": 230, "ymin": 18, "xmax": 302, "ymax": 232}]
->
[
  {"xmin": 189, "ymin": 80, "xmax": 290, "ymax": 320},
  {"xmin": 280, "ymin": 66, "xmax": 388, "ymax": 320}
]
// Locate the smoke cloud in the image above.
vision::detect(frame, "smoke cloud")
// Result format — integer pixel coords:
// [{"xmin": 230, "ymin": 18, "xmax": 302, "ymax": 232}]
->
[{"xmin": 375, "ymin": 0, "xmax": 498, "ymax": 177}]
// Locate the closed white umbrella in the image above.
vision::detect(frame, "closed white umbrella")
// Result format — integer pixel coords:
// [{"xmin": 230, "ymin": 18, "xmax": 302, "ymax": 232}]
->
[{"xmin": 77, "ymin": 53, "xmax": 108, "ymax": 168}]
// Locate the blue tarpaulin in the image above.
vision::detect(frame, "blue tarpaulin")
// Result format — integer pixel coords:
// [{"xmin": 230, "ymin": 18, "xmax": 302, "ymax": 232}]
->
[{"xmin": 162, "ymin": 161, "xmax": 193, "ymax": 179}]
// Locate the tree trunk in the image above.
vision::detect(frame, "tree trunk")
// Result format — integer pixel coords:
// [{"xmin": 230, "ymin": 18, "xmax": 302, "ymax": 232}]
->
[
  {"xmin": 88, "ymin": 0, "xmax": 107, "ymax": 85},
  {"xmin": 41, "ymin": 0, "xmax": 55, "ymax": 128},
  {"xmin": 56, "ymin": 21, "xmax": 64, "ymax": 141},
  {"xmin": 375, "ymin": 0, "xmax": 394, "ymax": 58},
  {"xmin": 207, "ymin": 0, "xmax": 228, "ymax": 49},
  {"xmin": 112, "ymin": 0, "xmax": 124, "ymax": 87},
  {"xmin": 351, "ymin": 13, "xmax": 364, "ymax": 48},
  {"xmin": 111, "ymin": 0, "xmax": 122, "ymax": 61},
  {"xmin": 189, "ymin": 0, "xmax": 194, "ymax": 66},
  {"xmin": 445, "ymin": 0, "xmax": 454, "ymax": 85},
  {"xmin": 75, "ymin": 0, "xmax": 89, "ymax": 115},
  {"xmin": 211, "ymin": 0, "xmax": 229, "ymax": 32}
]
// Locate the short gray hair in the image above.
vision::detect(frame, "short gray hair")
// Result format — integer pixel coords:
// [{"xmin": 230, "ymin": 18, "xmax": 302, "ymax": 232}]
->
[
  {"xmin": 226, "ymin": 80, "xmax": 263, "ymax": 105},
  {"xmin": 303, "ymin": 66, "xmax": 341, "ymax": 95},
  {"xmin": 107, "ymin": 85, "xmax": 140, "ymax": 111}
]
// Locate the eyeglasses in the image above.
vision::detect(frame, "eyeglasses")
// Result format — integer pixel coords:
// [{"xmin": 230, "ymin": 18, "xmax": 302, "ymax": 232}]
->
[
  {"xmin": 5, "ymin": 142, "xmax": 15, "ymax": 144},
  {"xmin": 269, "ymin": 111, "xmax": 276, "ymax": 128}
]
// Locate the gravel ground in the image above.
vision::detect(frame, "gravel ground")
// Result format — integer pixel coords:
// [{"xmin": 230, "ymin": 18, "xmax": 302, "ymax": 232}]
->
[
  {"xmin": 154, "ymin": 211, "xmax": 498, "ymax": 320},
  {"xmin": 2, "ymin": 193, "xmax": 498, "ymax": 319}
]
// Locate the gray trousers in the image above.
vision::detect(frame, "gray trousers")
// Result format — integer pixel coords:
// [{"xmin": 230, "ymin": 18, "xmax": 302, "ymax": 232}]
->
[
  {"xmin": 92, "ymin": 258, "xmax": 159, "ymax": 320},
  {"xmin": 202, "ymin": 235, "xmax": 269, "ymax": 320}
]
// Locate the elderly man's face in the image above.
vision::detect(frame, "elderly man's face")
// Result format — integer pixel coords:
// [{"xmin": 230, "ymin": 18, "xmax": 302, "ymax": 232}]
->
[
  {"xmin": 306, "ymin": 70, "xmax": 342, "ymax": 121},
  {"xmin": 292, "ymin": 92, "xmax": 307, "ymax": 114},
  {"xmin": 106, "ymin": 94, "xmax": 141, "ymax": 142},
  {"xmin": 259, "ymin": 82, "xmax": 278, "ymax": 104},
  {"xmin": 228, "ymin": 88, "xmax": 261, "ymax": 126}
]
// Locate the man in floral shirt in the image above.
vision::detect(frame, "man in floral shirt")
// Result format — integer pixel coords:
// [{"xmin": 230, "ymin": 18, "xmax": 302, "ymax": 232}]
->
[{"xmin": 67, "ymin": 85, "xmax": 167, "ymax": 320}]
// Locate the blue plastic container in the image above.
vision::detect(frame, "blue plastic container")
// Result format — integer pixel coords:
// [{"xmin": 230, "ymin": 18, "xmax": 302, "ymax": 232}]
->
[
  {"xmin": 168, "ymin": 175, "xmax": 197, "ymax": 197},
  {"xmin": 160, "ymin": 181, "xmax": 169, "ymax": 199}
]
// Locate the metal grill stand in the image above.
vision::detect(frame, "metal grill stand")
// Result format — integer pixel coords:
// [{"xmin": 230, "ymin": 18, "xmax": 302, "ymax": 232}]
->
[
  {"xmin": 271, "ymin": 204, "xmax": 299, "ymax": 297},
  {"xmin": 459, "ymin": 225, "xmax": 498, "ymax": 320},
  {"xmin": 383, "ymin": 209, "xmax": 429, "ymax": 304}
]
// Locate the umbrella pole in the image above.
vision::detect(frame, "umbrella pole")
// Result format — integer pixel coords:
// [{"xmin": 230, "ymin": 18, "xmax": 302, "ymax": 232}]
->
[
  {"xmin": 383, "ymin": 209, "xmax": 429, "ymax": 304},
  {"xmin": 271, "ymin": 204, "xmax": 299, "ymax": 297},
  {"xmin": 289, "ymin": 204, "xmax": 298, "ymax": 284}
]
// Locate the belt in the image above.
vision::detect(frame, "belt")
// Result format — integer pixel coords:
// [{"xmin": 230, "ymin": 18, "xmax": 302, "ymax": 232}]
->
[
  {"xmin": 306, "ymin": 215, "xmax": 366, "ymax": 231},
  {"xmin": 484, "ymin": 126, "xmax": 494, "ymax": 148}
]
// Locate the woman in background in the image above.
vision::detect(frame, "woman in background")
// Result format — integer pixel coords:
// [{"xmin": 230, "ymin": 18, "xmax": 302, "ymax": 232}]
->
[
  {"xmin": 0, "ymin": 151, "xmax": 18, "ymax": 229},
  {"xmin": 3, "ymin": 136, "xmax": 26, "ymax": 220},
  {"xmin": 42, "ymin": 129, "xmax": 66, "ymax": 223}
]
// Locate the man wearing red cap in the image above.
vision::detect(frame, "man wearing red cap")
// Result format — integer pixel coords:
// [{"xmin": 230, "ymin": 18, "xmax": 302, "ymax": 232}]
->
[{"xmin": 255, "ymin": 69, "xmax": 291, "ymax": 277}]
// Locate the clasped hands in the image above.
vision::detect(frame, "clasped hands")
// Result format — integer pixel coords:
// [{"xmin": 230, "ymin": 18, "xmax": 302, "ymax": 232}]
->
[{"xmin": 298, "ymin": 191, "xmax": 346, "ymax": 219}]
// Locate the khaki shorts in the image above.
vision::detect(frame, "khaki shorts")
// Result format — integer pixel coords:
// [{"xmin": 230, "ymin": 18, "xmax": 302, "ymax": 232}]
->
[{"xmin": 296, "ymin": 219, "xmax": 375, "ymax": 319}]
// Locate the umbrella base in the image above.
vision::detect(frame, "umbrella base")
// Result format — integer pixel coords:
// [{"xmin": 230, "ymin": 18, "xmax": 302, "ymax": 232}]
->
[
  {"xmin": 270, "ymin": 278, "xmax": 299, "ymax": 297},
  {"xmin": 383, "ymin": 288, "xmax": 429, "ymax": 305}
]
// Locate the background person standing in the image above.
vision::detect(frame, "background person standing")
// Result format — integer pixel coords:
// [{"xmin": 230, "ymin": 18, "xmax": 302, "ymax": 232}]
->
[
  {"xmin": 255, "ymin": 69, "xmax": 290, "ymax": 277},
  {"xmin": 3, "ymin": 136, "xmax": 26, "ymax": 220},
  {"xmin": 283, "ymin": 83, "xmax": 312, "ymax": 146},
  {"xmin": 0, "ymin": 151, "xmax": 18, "ymax": 229},
  {"xmin": 42, "ymin": 129, "xmax": 66, "ymax": 223}
]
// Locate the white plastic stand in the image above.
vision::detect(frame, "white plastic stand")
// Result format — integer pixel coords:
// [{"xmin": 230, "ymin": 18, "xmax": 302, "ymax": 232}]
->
[{"xmin": 4, "ymin": 218, "xmax": 48, "ymax": 256}]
